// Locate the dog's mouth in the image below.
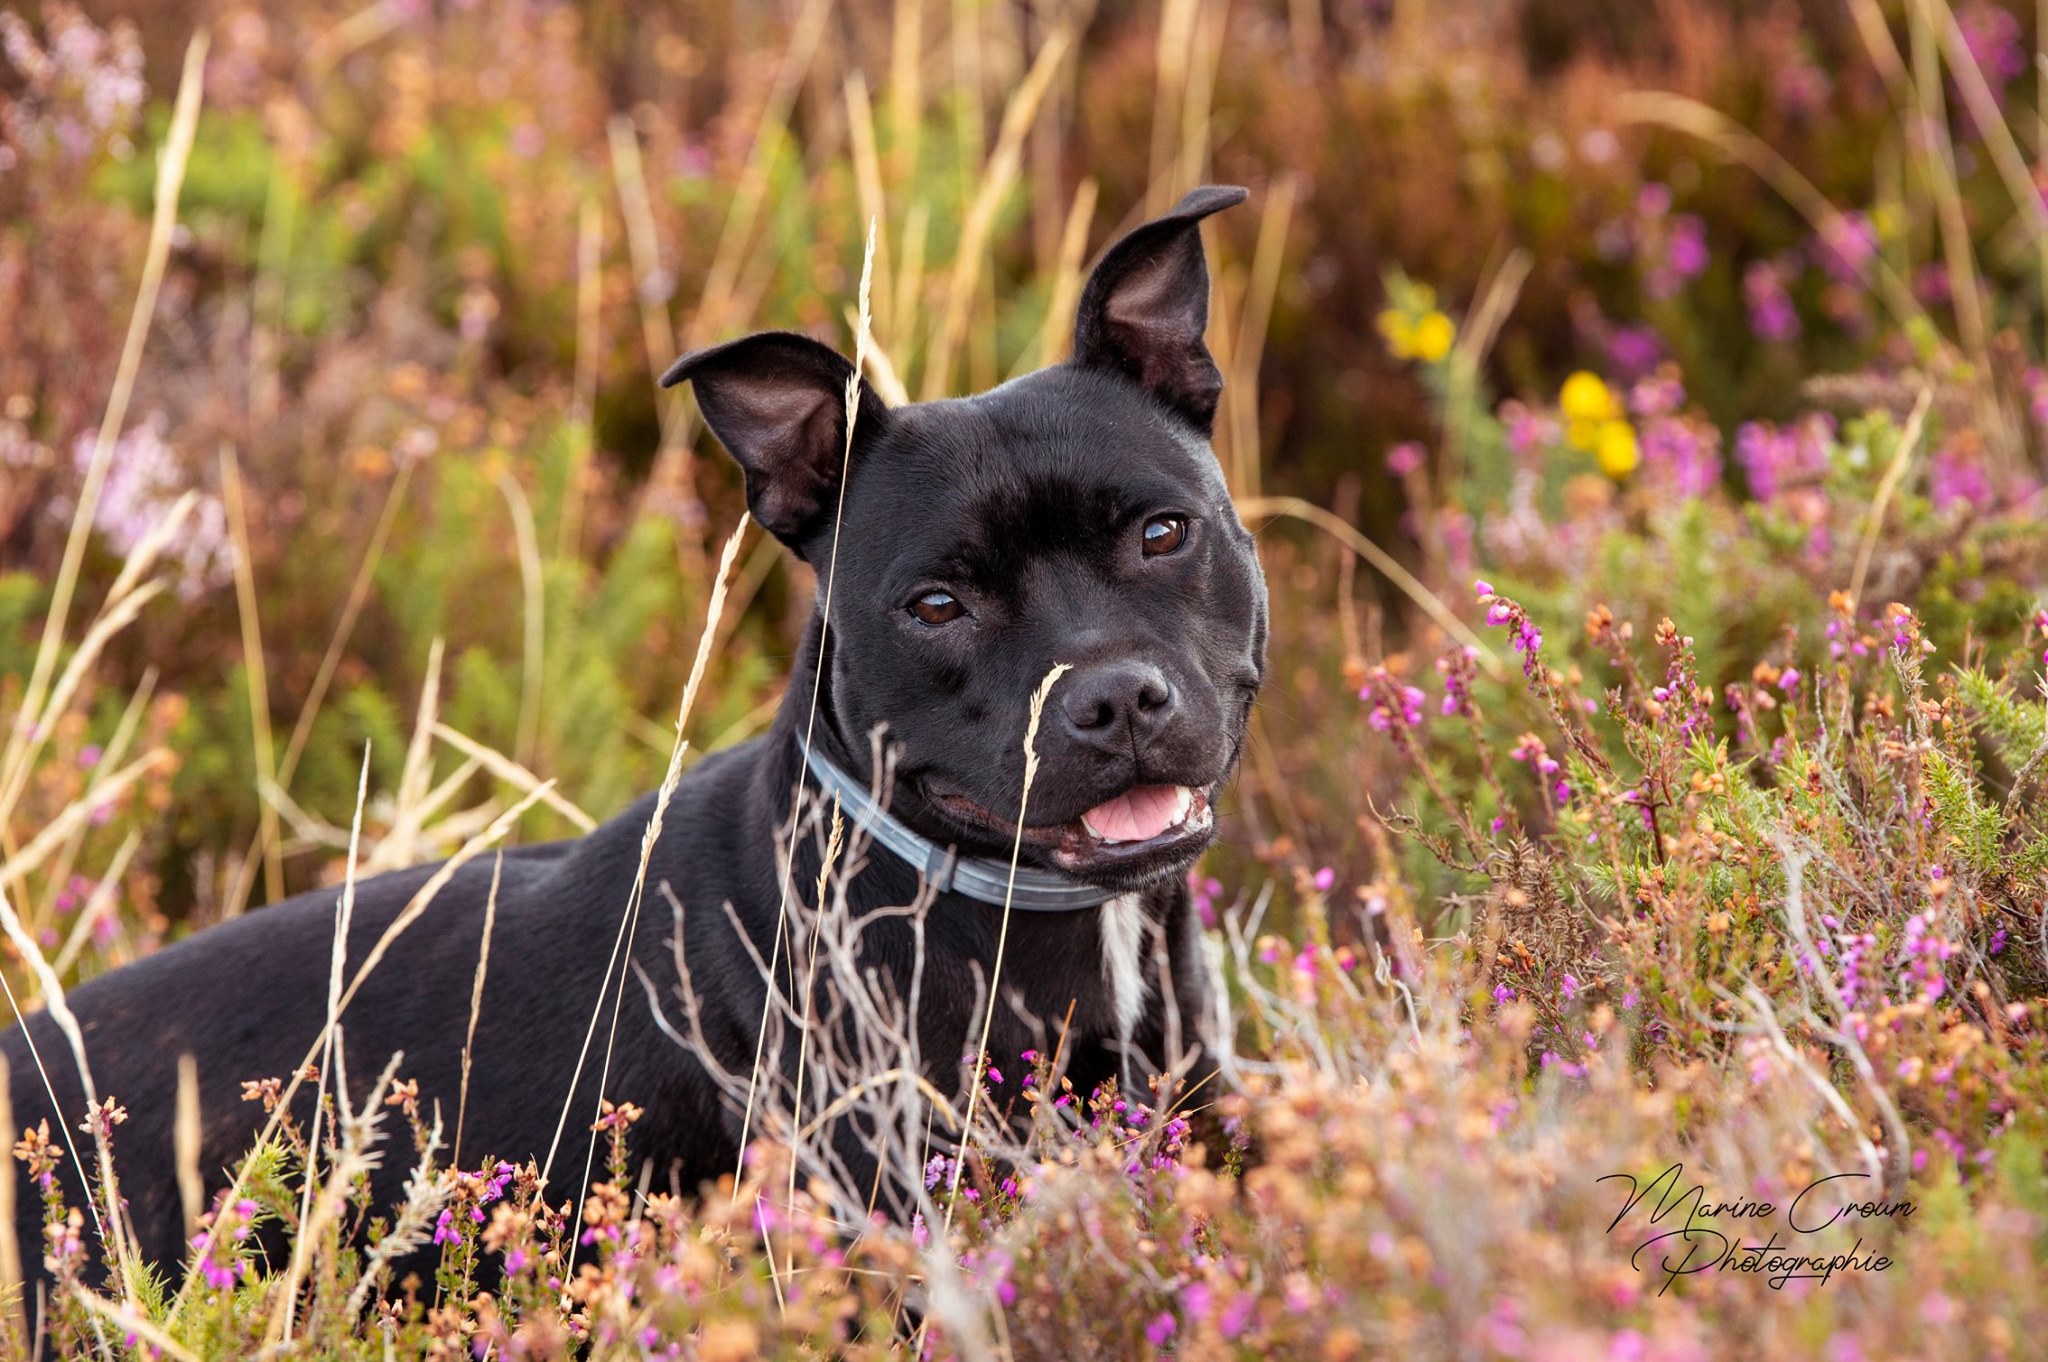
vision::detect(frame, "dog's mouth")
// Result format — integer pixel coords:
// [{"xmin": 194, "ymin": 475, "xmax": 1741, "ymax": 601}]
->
[{"xmin": 923, "ymin": 779, "xmax": 1216, "ymax": 882}]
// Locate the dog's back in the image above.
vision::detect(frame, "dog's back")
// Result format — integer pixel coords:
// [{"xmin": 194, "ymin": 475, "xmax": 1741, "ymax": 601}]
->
[{"xmin": 2, "ymin": 740, "xmax": 768, "ymax": 1285}]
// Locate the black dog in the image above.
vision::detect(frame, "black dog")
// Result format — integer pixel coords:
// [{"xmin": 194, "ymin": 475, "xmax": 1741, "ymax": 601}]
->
[{"xmin": 3, "ymin": 185, "xmax": 1267, "ymax": 1283}]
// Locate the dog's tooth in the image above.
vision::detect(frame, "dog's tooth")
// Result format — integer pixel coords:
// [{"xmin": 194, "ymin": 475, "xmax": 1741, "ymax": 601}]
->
[{"xmin": 1172, "ymin": 786, "xmax": 1193, "ymax": 824}]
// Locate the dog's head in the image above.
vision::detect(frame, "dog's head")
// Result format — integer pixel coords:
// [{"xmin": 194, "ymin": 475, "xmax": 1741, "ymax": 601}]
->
[{"xmin": 663, "ymin": 187, "xmax": 1267, "ymax": 891}]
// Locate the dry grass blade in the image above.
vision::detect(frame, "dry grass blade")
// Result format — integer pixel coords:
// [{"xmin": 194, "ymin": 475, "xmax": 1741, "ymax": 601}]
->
[
  {"xmin": 1225, "ymin": 174, "xmax": 1297, "ymax": 498},
  {"xmin": 1176, "ymin": 0, "xmax": 1226, "ymax": 191},
  {"xmin": 395, "ymin": 639, "xmax": 445, "ymax": 836},
  {"xmin": 0, "ymin": 752, "xmax": 171, "ymax": 895},
  {"xmin": 496, "ymin": 473, "xmax": 546, "ymax": 770},
  {"xmin": 70, "ymin": 1293, "xmax": 196, "ymax": 1362},
  {"xmin": 0, "ymin": 1056, "xmax": 20, "ymax": 1358},
  {"xmin": 454, "ymin": 849, "xmax": 501, "ymax": 1166},
  {"xmin": 1906, "ymin": 1, "xmax": 1988, "ymax": 362},
  {"xmin": 1848, "ymin": 383, "xmax": 1936, "ymax": 612},
  {"xmin": 1236, "ymin": 496, "xmax": 1504, "ymax": 674},
  {"xmin": 174, "ymin": 1055, "xmax": 201, "ymax": 1241},
  {"xmin": 41, "ymin": 658, "xmax": 154, "ymax": 883},
  {"xmin": 1929, "ymin": 2, "xmax": 2048, "ymax": 243},
  {"xmin": 785, "ymin": 799, "xmax": 845, "ymax": 1217},
  {"xmin": 0, "ymin": 881, "xmax": 137, "ymax": 1304},
  {"xmin": 103, "ymin": 491, "xmax": 195, "ymax": 607},
  {"xmin": 1442, "ymin": 246, "xmax": 1532, "ymax": 490},
  {"xmin": 1031, "ymin": 178, "xmax": 1099, "ymax": 371},
  {"xmin": 945, "ymin": 661, "xmax": 1069, "ymax": 1218},
  {"xmin": 265, "ymin": 1047, "xmax": 406, "ymax": 1346},
  {"xmin": 221, "ymin": 446, "xmax": 285, "ymax": 910},
  {"xmin": 49, "ymin": 832, "xmax": 140, "ymax": 979},
  {"xmin": 733, "ymin": 219, "xmax": 879, "ymax": 1195},
  {"xmin": 559, "ymin": 192, "xmax": 604, "ymax": 562},
  {"xmin": 543, "ymin": 512, "xmax": 751, "ymax": 1215},
  {"xmin": 0, "ymin": 581, "xmax": 168, "ymax": 832},
  {"xmin": 5, "ymin": 30, "xmax": 207, "ymax": 792},
  {"xmin": 274, "ymin": 461, "xmax": 414, "ymax": 795},
  {"xmin": 1147, "ymin": 0, "xmax": 1199, "ymax": 213},
  {"xmin": 344, "ymin": 1082, "xmax": 445, "ymax": 1320},
  {"xmin": 430, "ymin": 723, "xmax": 597, "ymax": 832},
  {"xmin": 919, "ymin": 27, "xmax": 1074, "ymax": 400},
  {"xmin": 845, "ymin": 71, "xmax": 895, "ymax": 343},
  {"xmin": 284, "ymin": 745, "xmax": 370, "ymax": 1342},
  {"xmin": 34, "ymin": 666, "xmax": 155, "ymax": 927},
  {"xmin": 166, "ymin": 779, "xmax": 554, "ymax": 1328},
  {"xmin": 608, "ymin": 114, "xmax": 684, "ymax": 453}
]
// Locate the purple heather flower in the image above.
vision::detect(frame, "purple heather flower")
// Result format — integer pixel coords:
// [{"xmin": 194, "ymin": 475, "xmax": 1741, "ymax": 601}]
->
[
  {"xmin": 1667, "ymin": 215, "xmax": 1708, "ymax": 279},
  {"xmin": 1928, "ymin": 442, "xmax": 1993, "ymax": 511},
  {"xmin": 1743, "ymin": 260, "xmax": 1800, "ymax": 343},
  {"xmin": 1958, "ymin": 1, "xmax": 2027, "ymax": 106},
  {"xmin": 1639, "ymin": 414, "xmax": 1722, "ymax": 498},
  {"xmin": 1607, "ymin": 325, "xmax": 1663, "ymax": 380},
  {"xmin": 1815, "ymin": 213, "xmax": 1877, "ymax": 285}
]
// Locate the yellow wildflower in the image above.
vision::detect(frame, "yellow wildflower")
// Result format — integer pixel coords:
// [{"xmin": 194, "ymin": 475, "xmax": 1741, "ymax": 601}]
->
[
  {"xmin": 1377, "ymin": 300, "xmax": 1456, "ymax": 364},
  {"xmin": 1376, "ymin": 309, "xmax": 1415, "ymax": 356},
  {"xmin": 1560, "ymin": 371, "xmax": 1618, "ymax": 422},
  {"xmin": 1595, "ymin": 419, "xmax": 1640, "ymax": 478},
  {"xmin": 1561, "ymin": 372, "xmax": 1621, "ymax": 451},
  {"xmin": 1409, "ymin": 311, "xmax": 1455, "ymax": 363}
]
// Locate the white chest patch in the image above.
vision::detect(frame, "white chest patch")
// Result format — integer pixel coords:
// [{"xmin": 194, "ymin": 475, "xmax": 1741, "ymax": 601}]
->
[{"xmin": 1099, "ymin": 893, "xmax": 1150, "ymax": 1041}]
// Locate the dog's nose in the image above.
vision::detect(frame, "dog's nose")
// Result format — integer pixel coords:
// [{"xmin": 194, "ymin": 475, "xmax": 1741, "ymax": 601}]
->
[{"xmin": 1060, "ymin": 661, "xmax": 1177, "ymax": 745}]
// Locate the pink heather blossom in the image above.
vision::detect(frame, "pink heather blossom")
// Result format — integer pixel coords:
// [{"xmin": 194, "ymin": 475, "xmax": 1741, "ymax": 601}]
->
[
  {"xmin": 1639, "ymin": 414, "xmax": 1723, "ymax": 498},
  {"xmin": 1957, "ymin": 1, "xmax": 2027, "ymax": 107},
  {"xmin": 69, "ymin": 414, "xmax": 235, "ymax": 599},
  {"xmin": 1928, "ymin": 442, "xmax": 1993, "ymax": 511},
  {"xmin": 1744, "ymin": 259, "xmax": 1800, "ymax": 343},
  {"xmin": 1815, "ymin": 213, "xmax": 1877, "ymax": 285},
  {"xmin": 1735, "ymin": 414, "xmax": 1833, "ymax": 499},
  {"xmin": 1606, "ymin": 325, "xmax": 1662, "ymax": 380},
  {"xmin": 1666, "ymin": 215, "xmax": 1709, "ymax": 279}
]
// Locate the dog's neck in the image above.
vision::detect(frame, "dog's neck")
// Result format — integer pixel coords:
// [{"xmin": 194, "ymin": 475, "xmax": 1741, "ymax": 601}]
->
[{"xmin": 757, "ymin": 608, "xmax": 1187, "ymax": 1061}]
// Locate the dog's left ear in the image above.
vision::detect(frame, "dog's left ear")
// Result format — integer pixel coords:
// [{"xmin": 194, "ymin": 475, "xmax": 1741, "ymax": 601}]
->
[
  {"xmin": 1070, "ymin": 184, "xmax": 1248, "ymax": 434},
  {"xmin": 659, "ymin": 331, "xmax": 887, "ymax": 555}
]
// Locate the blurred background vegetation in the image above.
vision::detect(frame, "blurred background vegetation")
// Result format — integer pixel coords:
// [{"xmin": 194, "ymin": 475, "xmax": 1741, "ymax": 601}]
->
[
  {"xmin": 4, "ymin": 0, "xmax": 2048, "ymax": 956},
  {"xmin": 12, "ymin": 8, "xmax": 2048, "ymax": 1353}
]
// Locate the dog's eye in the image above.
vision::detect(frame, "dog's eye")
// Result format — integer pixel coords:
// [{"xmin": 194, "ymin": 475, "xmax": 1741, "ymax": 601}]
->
[
  {"xmin": 1141, "ymin": 514, "xmax": 1188, "ymax": 557},
  {"xmin": 909, "ymin": 591, "xmax": 965, "ymax": 626}
]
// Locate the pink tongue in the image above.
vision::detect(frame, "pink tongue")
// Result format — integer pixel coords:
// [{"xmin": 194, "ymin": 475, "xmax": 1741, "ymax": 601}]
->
[{"xmin": 1082, "ymin": 786, "xmax": 1184, "ymax": 842}]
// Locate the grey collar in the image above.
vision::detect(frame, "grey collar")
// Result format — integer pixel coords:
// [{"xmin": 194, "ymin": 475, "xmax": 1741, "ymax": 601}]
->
[{"xmin": 800, "ymin": 744, "xmax": 1110, "ymax": 912}]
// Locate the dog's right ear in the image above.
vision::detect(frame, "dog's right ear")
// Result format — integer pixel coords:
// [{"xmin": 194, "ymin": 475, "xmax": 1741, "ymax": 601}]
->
[{"xmin": 660, "ymin": 331, "xmax": 888, "ymax": 554}]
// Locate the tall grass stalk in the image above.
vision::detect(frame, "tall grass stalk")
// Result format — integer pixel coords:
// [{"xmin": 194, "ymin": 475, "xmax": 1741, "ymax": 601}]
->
[
  {"xmin": 2, "ymin": 32, "xmax": 207, "ymax": 818},
  {"xmin": 733, "ymin": 218, "xmax": 879, "ymax": 1195},
  {"xmin": 543, "ymin": 510, "xmax": 751, "ymax": 1241},
  {"xmin": 943, "ymin": 662, "xmax": 1069, "ymax": 1220}
]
